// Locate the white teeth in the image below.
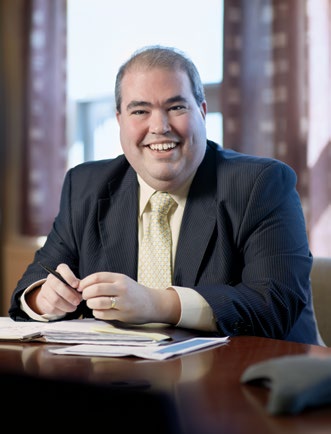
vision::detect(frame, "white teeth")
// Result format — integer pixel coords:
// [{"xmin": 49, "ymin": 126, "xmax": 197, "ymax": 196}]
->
[{"xmin": 149, "ymin": 142, "xmax": 176, "ymax": 151}]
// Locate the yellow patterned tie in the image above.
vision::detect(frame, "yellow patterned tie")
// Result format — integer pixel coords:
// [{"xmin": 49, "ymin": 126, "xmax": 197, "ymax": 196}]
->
[{"xmin": 138, "ymin": 191, "xmax": 175, "ymax": 289}]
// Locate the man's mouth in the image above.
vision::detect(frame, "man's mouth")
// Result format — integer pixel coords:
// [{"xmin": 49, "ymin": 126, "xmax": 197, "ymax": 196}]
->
[{"xmin": 148, "ymin": 142, "xmax": 177, "ymax": 151}]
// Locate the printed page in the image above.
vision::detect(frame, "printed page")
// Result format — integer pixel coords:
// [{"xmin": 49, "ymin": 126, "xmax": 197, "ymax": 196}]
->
[{"xmin": 49, "ymin": 337, "xmax": 229, "ymax": 360}]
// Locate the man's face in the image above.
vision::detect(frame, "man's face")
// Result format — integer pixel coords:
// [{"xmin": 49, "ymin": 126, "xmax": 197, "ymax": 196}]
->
[{"xmin": 116, "ymin": 67, "xmax": 207, "ymax": 192}]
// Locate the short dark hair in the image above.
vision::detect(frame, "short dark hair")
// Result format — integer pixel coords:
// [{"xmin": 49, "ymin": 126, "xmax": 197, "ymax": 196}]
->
[{"xmin": 115, "ymin": 45, "xmax": 206, "ymax": 113}]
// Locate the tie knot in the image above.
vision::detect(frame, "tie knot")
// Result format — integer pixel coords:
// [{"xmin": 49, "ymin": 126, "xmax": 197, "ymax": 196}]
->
[{"xmin": 150, "ymin": 191, "xmax": 175, "ymax": 215}]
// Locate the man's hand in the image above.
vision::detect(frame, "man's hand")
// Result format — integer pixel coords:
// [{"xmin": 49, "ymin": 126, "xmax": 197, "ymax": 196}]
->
[
  {"xmin": 79, "ymin": 272, "xmax": 181, "ymax": 324},
  {"xmin": 26, "ymin": 263, "xmax": 82, "ymax": 316}
]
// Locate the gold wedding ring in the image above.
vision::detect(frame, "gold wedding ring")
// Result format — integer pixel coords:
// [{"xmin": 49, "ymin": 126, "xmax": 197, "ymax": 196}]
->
[{"xmin": 110, "ymin": 296, "xmax": 116, "ymax": 309}]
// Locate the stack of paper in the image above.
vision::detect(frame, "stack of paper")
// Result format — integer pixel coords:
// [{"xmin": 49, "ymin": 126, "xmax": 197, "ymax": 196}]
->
[
  {"xmin": 0, "ymin": 317, "xmax": 229, "ymax": 360},
  {"xmin": 0, "ymin": 317, "xmax": 170, "ymax": 346}
]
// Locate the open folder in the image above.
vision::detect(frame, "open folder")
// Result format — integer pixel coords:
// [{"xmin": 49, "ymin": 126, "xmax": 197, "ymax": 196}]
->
[{"xmin": 0, "ymin": 317, "xmax": 171, "ymax": 346}]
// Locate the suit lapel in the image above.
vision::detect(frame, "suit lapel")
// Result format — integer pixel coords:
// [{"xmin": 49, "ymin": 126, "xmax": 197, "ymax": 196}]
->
[
  {"xmin": 98, "ymin": 168, "xmax": 139, "ymax": 279},
  {"xmin": 174, "ymin": 147, "xmax": 217, "ymax": 286}
]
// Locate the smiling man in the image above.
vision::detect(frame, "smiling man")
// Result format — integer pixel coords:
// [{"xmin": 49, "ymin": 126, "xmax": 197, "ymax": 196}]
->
[{"xmin": 9, "ymin": 45, "xmax": 323, "ymax": 346}]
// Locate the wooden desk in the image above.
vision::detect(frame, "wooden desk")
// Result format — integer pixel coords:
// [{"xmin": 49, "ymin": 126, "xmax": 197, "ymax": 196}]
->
[{"xmin": 0, "ymin": 333, "xmax": 331, "ymax": 433}]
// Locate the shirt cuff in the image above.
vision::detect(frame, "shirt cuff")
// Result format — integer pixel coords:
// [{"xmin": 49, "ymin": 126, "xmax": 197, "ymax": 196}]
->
[
  {"xmin": 20, "ymin": 280, "xmax": 65, "ymax": 322},
  {"xmin": 171, "ymin": 286, "xmax": 217, "ymax": 331}
]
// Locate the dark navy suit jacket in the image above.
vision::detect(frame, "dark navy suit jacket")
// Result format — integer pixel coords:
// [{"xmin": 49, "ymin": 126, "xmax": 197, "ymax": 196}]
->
[{"xmin": 9, "ymin": 141, "xmax": 322, "ymax": 345}]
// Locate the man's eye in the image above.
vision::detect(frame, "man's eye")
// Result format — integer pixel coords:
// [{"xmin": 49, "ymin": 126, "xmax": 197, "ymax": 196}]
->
[
  {"xmin": 131, "ymin": 110, "xmax": 147, "ymax": 115},
  {"xmin": 169, "ymin": 105, "xmax": 186, "ymax": 111}
]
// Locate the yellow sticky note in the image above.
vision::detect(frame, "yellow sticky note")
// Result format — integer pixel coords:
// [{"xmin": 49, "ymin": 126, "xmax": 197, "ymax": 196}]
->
[{"xmin": 92, "ymin": 323, "xmax": 170, "ymax": 342}]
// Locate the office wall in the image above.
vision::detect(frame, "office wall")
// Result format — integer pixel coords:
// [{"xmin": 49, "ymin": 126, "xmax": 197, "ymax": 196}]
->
[
  {"xmin": 0, "ymin": 1, "xmax": 5, "ymax": 314},
  {"xmin": 0, "ymin": 0, "xmax": 37, "ymax": 315},
  {"xmin": 2, "ymin": 242, "xmax": 36, "ymax": 315}
]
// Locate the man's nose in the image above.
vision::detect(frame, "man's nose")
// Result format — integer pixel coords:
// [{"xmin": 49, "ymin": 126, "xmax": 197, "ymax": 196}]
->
[{"xmin": 149, "ymin": 110, "xmax": 171, "ymax": 134}]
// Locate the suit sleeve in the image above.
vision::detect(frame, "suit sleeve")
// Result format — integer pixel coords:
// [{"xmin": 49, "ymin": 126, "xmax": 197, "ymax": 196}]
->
[
  {"xmin": 8, "ymin": 168, "xmax": 87, "ymax": 321},
  {"xmin": 197, "ymin": 160, "xmax": 314, "ymax": 341}
]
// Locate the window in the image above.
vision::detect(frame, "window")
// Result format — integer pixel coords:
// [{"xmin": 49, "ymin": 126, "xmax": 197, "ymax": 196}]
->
[{"xmin": 67, "ymin": 0, "xmax": 224, "ymax": 166}]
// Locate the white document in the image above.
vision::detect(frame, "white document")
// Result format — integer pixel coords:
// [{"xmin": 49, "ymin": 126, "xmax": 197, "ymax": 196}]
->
[
  {"xmin": 49, "ymin": 336, "xmax": 229, "ymax": 360},
  {"xmin": 0, "ymin": 317, "xmax": 170, "ymax": 346}
]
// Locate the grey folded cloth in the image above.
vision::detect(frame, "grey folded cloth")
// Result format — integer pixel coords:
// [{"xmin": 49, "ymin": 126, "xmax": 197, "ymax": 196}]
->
[{"xmin": 240, "ymin": 354, "xmax": 331, "ymax": 415}]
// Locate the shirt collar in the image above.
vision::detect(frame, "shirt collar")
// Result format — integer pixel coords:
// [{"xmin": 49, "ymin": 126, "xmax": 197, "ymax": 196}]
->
[{"xmin": 137, "ymin": 174, "xmax": 195, "ymax": 217}]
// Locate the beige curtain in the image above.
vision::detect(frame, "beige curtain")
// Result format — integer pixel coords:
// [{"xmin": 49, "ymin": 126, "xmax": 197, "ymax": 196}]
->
[{"xmin": 222, "ymin": 0, "xmax": 331, "ymax": 256}]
